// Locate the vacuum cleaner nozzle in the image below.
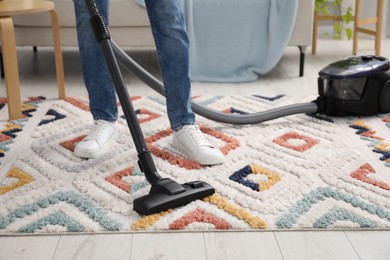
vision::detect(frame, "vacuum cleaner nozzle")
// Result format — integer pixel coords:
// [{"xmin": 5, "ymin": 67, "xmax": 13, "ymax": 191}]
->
[
  {"xmin": 133, "ymin": 180, "xmax": 215, "ymax": 215},
  {"xmin": 316, "ymin": 55, "xmax": 390, "ymax": 116}
]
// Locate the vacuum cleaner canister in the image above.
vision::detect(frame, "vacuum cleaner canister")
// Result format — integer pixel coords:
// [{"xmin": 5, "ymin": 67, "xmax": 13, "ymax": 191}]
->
[{"xmin": 316, "ymin": 55, "xmax": 390, "ymax": 116}]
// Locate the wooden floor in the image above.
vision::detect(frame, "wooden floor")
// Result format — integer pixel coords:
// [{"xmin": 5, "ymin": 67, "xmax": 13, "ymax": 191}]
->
[{"xmin": 1, "ymin": 38, "xmax": 390, "ymax": 260}]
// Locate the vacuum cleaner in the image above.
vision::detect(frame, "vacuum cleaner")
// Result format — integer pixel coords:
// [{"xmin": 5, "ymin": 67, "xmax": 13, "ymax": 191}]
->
[
  {"xmin": 315, "ymin": 55, "xmax": 390, "ymax": 116},
  {"xmin": 86, "ymin": 0, "xmax": 215, "ymax": 215},
  {"xmin": 86, "ymin": 0, "xmax": 390, "ymax": 215}
]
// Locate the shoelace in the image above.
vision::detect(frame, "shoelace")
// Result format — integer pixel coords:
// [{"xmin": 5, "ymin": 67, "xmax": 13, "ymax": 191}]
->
[
  {"xmin": 186, "ymin": 126, "xmax": 210, "ymax": 147},
  {"xmin": 84, "ymin": 121, "xmax": 113, "ymax": 143}
]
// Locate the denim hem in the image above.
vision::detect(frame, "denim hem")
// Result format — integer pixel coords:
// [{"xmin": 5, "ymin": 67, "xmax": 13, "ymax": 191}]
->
[
  {"xmin": 93, "ymin": 117, "xmax": 117, "ymax": 123},
  {"xmin": 172, "ymin": 122, "xmax": 195, "ymax": 131}
]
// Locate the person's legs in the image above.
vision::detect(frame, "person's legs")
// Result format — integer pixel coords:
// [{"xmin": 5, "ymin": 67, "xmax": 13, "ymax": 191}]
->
[
  {"xmin": 74, "ymin": 0, "xmax": 117, "ymax": 121},
  {"xmin": 73, "ymin": 0, "xmax": 224, "ymax": 164},
  {"xmin": 73, "ymin": 0, "xmax": 117, "ymax": 158},
  {"xmin": 144, "ymin": 0, "xmax": 194, "ymax": 130},
  {"xmin": 144, "ymin": 0, "xmax": 224, "ymax": 165}
]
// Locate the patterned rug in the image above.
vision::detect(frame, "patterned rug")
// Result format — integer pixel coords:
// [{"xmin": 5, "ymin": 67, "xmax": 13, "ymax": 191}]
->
[{"xmin": 1, "ymin": 95, "xmax": 390, "ymax": 234}]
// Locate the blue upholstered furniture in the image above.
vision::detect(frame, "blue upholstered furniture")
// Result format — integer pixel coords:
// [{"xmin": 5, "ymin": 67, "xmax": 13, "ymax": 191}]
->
[{"xmin": 136, "ymin": 0, "xmax": 311, "ymax": 82}]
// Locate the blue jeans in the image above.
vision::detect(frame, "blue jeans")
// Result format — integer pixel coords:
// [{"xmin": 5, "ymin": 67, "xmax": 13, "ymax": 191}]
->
[{"xmin": 74, "ymin": 0, "xmax": 195, "ymax": 130}]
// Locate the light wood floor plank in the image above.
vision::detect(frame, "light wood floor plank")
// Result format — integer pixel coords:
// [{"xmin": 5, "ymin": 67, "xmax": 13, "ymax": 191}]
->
[
  {"xmin": 274, "ymin": 231, "xmax": 360, "ymax": 260},
  {"xmin": 0, "ymin": 235, "xmax": 60, "ymax": 260},
  {"xmin": 53, "ymin": 234, "xmax": 132, "ymax": 260},
  {"xmin": 130, "ymin": 232, "xmax": 206, "ymax": 260},
  {"xmin": 204, "ymin": 231, "xmax": 284, "ymax": 260},
  {"xmin": 345, "ymin": 231, "xmax": 390, "ymax": 260}
]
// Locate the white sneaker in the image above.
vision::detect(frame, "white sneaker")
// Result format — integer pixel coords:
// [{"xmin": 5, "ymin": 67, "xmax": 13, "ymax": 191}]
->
[
  {"xmin": 74, "ymin": 120, "xmax": 116, "ymax": 159},
  {"xmin": 172, "ymin": 125, "xmax": 225, "ymax": 165}
]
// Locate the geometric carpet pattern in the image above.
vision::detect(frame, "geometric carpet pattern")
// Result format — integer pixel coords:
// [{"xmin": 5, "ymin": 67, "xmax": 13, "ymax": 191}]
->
[{"xmin": 0, "ymin": 95, "xmax": 389, "ymax": 234}]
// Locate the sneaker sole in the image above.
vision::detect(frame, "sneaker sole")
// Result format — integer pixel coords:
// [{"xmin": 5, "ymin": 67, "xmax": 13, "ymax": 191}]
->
[
  {"xmin": 172, "ymin": 142, "xmax": 225, "ymax": 166},
  {"xmin": 74, "ymin": 147, "xmax": 106, "ymax": 159}
]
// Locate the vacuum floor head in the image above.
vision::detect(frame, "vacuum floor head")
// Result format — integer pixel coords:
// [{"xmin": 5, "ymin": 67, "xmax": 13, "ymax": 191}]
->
[
  {"xmin": 316, "ymin": 55, "xmax": 390, "ymax": 116},
  {"xmin": 133, "ymin": 180, "xmax": 215, "ymax": 215}
]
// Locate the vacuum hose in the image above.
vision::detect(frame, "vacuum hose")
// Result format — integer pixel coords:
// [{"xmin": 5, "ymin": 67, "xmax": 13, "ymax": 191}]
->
[{"xmin": 111, "ymin": 41, "xmax": 319, "ymax": 125}]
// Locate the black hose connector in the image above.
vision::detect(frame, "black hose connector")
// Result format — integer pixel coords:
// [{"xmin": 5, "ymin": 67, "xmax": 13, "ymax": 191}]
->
[
  {"xmin": 85, "ymin": 0, "xmax": 110, "ymax": 42},
  {"xmin": 90, "ymin": 14, "xmax": 110, "ymax": 43},
  {"xmin": 312, "ymin": 97, "xmax": 326, "ymax": 114}
]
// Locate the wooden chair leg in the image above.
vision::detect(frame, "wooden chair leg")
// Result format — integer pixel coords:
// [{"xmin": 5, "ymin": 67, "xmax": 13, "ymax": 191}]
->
[
  {"xmin": 353, "ymin": 0, "xmax": 360, "ymax": 55},
  {"xmin": 353, "ymin": 0, "xmax": 383, "ymax": 56},
  {"xmin": 0, "ymin": 17, "xmax": 23, "ymax": 120},
  {"xmin": 49, "ymin": 9, "xmax": 65, "ymax": 99},
  {"xmin": 375, "ymin": 0, "xmax": 383, "ymax": 56}
]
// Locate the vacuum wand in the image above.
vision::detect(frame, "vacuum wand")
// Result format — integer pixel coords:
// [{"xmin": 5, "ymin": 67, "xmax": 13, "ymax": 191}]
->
[
  {"xmin": 86, "ymin": 0, "xmax": 160, "ymax": 183},
  {"xmin": 85, "ymin": 0, "xmax": 215, "ymax": 215}
]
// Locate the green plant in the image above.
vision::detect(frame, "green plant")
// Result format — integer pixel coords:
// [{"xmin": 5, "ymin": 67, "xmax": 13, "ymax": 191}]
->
[{"xmin": 315, "ymin": 0, "xmax": 354, "ymax": 40}]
